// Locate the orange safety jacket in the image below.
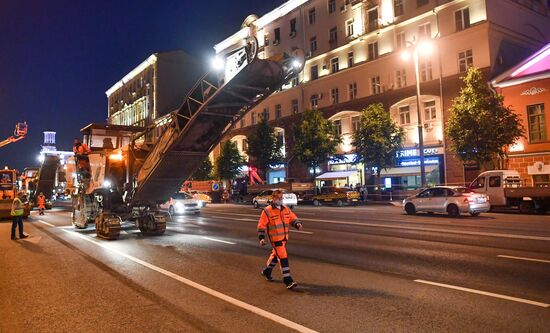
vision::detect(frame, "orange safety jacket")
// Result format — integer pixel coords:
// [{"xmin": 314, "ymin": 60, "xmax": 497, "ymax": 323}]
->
[
  {"xmin": 257, "ymin": 205, "xmax": 300, "ymax": 243},
  {"xmin": 37, "ymin": 195, "xmax": 46, "ymax": 209},
  {"xmin": 73, "ymin": 143, "xmax": 91, "ymax": 155}
]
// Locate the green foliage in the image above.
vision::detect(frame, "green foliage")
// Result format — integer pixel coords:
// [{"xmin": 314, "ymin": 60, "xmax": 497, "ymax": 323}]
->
[
  {"xmin": 292, "ymin": 109, "xmax": 342, "ymax": 177},
  {"xmin": 214, "ymin": 140, "xmax": 243, "ymax": 181},
  {"xmin": 190, "ymin": 158, "xmax": 213, "ymax": 181},
  {"xmin": 245, "ymin": 117, "xmax": 284, "ymax": 177},
  {"xmin": 353, "ymin": 103, "xmax": 404, "ymax": 177},
  {"xmin": 446, "ymin": 67, "xmax": 524, "ymax": 167}
]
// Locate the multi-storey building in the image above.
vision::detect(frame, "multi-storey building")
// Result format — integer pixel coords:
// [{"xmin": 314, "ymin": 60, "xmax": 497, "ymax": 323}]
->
[
  {"xmin": 493, "ymin": 42, "xmax": 550, "ymax": 187},
  {"xmin": 214, "ymin": 0, "xmax": 550, "ymax": 189},
  {"xmin": 106, "ymin": 50, "xmax": 204, "ymax": 141}
]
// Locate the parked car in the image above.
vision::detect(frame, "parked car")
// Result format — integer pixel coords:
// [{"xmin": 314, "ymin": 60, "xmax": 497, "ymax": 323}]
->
[
  {"xmin": 160, "ymin": 192, "xmax": 201, "ymax": 215},
  {"xmin": 253, "ymin": 189, "xmax": 298, "ymax": 208},
  {"xmin": 186, "ymin": 190, "xmax": 212, "ymax": 207},
  {"xmin": 312, "ymin": 187, "xmax": 360, "ymax": 206},
  {"xmin": 403, "ymin": 186, "xmax": 490, "ymax": 217}
]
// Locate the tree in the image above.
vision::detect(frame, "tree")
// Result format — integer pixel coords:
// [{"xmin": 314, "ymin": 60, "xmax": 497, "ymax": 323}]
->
[
  {"xmin": 190, "ymin": 158, "xmax": 213, "ymax": 181},
  {"xmin": 446, "ymin": 67, "xmax": 524, "ymax": 169},
  {"xmin": 214, "ymin": 140, "xmax": 243, "ymax": 181},
  {"xmin": 245, "ymin": 117, "xmax": 283, "ymax": 179},
  {"xmin": 353, "ymin": 103, "xmax": 404, "ymax": 197},
  {"xmin": 292, "ymin": 109, "xmax": 341, "ymax": 179}
]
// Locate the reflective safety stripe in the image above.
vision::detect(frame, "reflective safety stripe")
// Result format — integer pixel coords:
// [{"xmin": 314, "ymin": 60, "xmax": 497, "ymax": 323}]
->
[{"xmin": 282, "ymin": 273, "xmax": 291, "ymax": 277}]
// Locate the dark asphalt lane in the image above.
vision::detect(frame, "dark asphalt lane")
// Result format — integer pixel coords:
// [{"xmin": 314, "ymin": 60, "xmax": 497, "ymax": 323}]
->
[{"xmin": 1, "ymin": 204, "xmax": 549, "ymax": 332}]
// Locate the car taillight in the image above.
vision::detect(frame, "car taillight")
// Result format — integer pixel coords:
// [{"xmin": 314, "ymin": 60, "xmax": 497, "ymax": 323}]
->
[
  {"xmin": 486, "ymin": 195, "xmax": 490, "ymax": 202},
  {"xmin": 463, "ymin": 195, "xmax": 475, "ymax": 203}
]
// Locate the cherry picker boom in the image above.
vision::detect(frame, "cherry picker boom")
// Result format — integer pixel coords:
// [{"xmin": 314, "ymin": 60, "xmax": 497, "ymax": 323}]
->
[
  {"xmin": 0, "ymin": 122, "xmax": 27, "ymax": 148},
  {"xmin": 67, "ymin": 38, "xmax": 304, "ymax": 239}
]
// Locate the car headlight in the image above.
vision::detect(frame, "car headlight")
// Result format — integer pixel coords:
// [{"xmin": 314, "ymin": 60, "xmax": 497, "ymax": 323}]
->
[{"xmin": 174, "ymin": 202, "xmax": 184, "ymax": 209}]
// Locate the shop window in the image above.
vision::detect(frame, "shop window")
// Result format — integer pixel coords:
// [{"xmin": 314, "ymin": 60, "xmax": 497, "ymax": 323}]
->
[
  {"xmin": 399, "ymin": 105, "xmax": 411, "ymax": 125},
  {"xmin": 331, "ymin": 88, "xmax": 339, "ymax": 105},
  {"xmin": 458, "ymin": 49, "xmax": 473, "ymax": 72},
  {"xmin": 331, "ymin": 57, "xmax": 339, "ymax": 73},
  {"xmin": 527, "ymin": 103, "xmax": 546, "ymax": 143},
  {"xmin": 455, "ymin": 7, "xmax": 470, "ymax": 32},
  {"xmin": 394, "ymin": 0, "xmax": 404, "ymax": 16},
  {"xmin": 308, "ymin": 8, "xmax": 316, "ymax": 24},
  {"xmin": 424, "ymin": 100, "xmax": 437, "ymax": 120},
  {"xmin": 349, "ymin": 82, "xmax": 357, "ymax": 100},
  {"xmin": 368, "ymin": 42, "xmax": 379, "ymax": 61},
  {"xmin": 489, "ymin": 176, "xmax": 501, "ymax": 188}
]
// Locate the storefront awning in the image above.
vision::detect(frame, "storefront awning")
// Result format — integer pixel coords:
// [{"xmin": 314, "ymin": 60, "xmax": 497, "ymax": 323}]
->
[
  {"xmin": 316, "ymin": 171, "xmax": 357, "ymax": 180},
  {"xmin": 380, "ymin": 165, "xmax": 438, "ymax": 177}
]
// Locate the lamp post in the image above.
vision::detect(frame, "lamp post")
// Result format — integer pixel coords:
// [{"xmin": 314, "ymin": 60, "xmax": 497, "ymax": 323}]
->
[{"xmin": 402, "ymin": 40, "xmax": 433, "ymax": 188}]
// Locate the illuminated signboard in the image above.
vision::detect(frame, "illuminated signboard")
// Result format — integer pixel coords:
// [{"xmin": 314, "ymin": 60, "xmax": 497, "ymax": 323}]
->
[
  {"xmin": 396, "ymin": 147, "xmax": 440, "ymax": 158},
  {"xmin": 399, "ymin": 157, "xmax": 439, "ymax": 167}
]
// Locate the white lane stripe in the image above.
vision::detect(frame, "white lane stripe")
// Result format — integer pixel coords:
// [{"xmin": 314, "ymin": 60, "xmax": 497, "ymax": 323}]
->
[
  {"xmin": 236, "ymin": 218, "xmax": 256, "ymax": 221},
  {"xmin": 497, "ymin": 255, "xmax": 550, "ymax": 264},
  {"xmin": 201, "ymin": 236, "xmax": 237, "ymax": 245},
  {"xmin": 34, "ymin": 220, "xmax": 317, "ymax": 333},
  {"xmin": 414, "ymin": 279, "xmax": 549, "ymax": 308},
  {"xmin": 290, "ymin": 230, "xmax": 314, "ymax": 235},
  {"xmin": 205, "ymin": 212, "xmax": 550, "ymax": 242},
  {"xmin": 36, "ymin": 220, "xmax": 55, "ymax": 227}
]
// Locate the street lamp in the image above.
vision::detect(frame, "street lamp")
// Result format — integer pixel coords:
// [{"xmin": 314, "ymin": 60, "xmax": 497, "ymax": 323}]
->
[{"xmin": 401, "ymin": 40, "xmax": 433, "ymax": 188}]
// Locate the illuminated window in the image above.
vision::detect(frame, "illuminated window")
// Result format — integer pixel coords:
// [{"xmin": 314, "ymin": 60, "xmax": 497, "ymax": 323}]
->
[
  {"xmin": 349, "ymin": 82, "xmax": 357, "ymax": 100},
  {"xmin": 396, "ymin": 69, "xmax": 406, "ymax": 88},
  {"xmin": 292, "ymin": 99, "xmax": 299, "ymax": 114},
  {"xmin": 347, "ymin": 51, "xmax": 354, "ymax": 68},
  {"xmin": 458, "ymin": 49, "xmax": 473, "ymax": 72},
  {"xmin": 331, "ymin": 88, "xmax": 339, "ymax": 105},
  {"xmin": 368, "ymin": 42, "xmax": 378, "ymax": 61},
  {"xmin": 367, "ymin": 8, "xmax": 378, "ymax": 32},
  {"xmin": 333, "ymin": 119, "xmax": 342, "ymax": 136},
  {"xmin": 352, "ymin": 116, "xmax": 360, "ymax": 132},
  {"xmin": 310, "ymin": 36, "xmax": 317, "ymax": 53},
  {"xmin": 308, "ymin": 8, "xmax": 316, "ymax": 24},
  {"xmin": 346, "ymin": 20, "xmax": 354, "ymax": 37},
  {"xmin": 455, "ymin": 8, "xmax": 470, "ymax": 31},
  {"xmin": 528, "ymin": 104, "xmax": 546, "ymax": 143},
  {"xmin": 420, "ymin": 60, "xmax": 433, "ymax": 81},
  {"xmin": 310, "ymin": 94, "xmax": 319, "ymax": 109},
  {"xmin": 394, "ymin": 0, "xmax": 404, "ymax": 16},
  {"xmin": 424, "ymin": 100, "xmax": 437, "ymax": 120},
  {"xmin": 331, "ymin": 57, "xmax": 339, "ymax": 73},
  {"xmin": 371, "ymin": 76, "xmax": 381, "ymax": 94},
  {"xmin": 328, "ymin": 0, "xmax": 336, "ymax": 14},
  {"xmin": 399, "ymin": 105, "xmax": 411, "ymax": 125}
]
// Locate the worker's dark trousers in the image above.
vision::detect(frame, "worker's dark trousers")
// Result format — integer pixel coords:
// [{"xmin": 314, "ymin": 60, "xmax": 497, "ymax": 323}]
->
[
  {"xmin": 264, "ymin": 240, "xmax": 293, "ymax": 283},
  {"xmin": 11, "ymin": 216, "xmax": 24, "ymax": 238}
]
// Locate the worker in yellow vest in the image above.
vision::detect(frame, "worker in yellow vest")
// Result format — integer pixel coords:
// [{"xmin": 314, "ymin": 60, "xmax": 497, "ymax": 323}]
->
[{"xmin": 11, "ymin": 193, "xmax": 28, "ymax": 240}]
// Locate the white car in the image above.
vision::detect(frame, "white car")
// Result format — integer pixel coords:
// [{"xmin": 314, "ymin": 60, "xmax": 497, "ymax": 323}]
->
[
  {"xmin": 403, "ymin": 186, "xmax": 490, "ymax": 217},
  {"xmin": 253, "ymin": 189, "xmax": 298, "ymax": 208},
  {"xmin": 160, "ymin": 192, "xmax": 201, "ymax": 215}
]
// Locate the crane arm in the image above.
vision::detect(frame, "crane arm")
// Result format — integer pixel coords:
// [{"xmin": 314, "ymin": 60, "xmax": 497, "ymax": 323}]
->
[{"xmin": 0, "ymin": 122, "xmax": 27, "ymax": 148}]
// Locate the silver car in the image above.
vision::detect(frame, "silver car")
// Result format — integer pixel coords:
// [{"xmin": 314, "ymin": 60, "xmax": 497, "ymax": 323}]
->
[
  {"xmin": 403, "ymin": 186, "xmax": 490, "ymax": 217},
  {"xmin": 160, "ymin": 192, "xmax": 201, "ymax": 215},
  {"xmin": 253, "ymin": 189, "xmax": 298, "ymax": 209}
]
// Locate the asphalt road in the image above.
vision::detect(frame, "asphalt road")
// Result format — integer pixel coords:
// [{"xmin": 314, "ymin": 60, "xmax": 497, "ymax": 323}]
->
[{"xmin": 1, "ymin": 202, "xmax": 549, "ymax": 332}]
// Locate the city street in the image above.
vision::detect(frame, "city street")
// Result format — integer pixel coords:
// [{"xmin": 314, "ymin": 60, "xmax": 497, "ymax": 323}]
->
[{"xmin": 1, "ymin": 203, "xmax": 549, "ymax": 332}]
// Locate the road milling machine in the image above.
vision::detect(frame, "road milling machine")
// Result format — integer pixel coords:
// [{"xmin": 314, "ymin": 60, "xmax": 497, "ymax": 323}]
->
[{"xmin": 66, "ymin": 36, "xmax": 305, "ymax": 239}]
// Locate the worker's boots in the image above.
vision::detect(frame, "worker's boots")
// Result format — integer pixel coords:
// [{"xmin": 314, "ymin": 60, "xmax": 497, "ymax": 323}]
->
[
  {"xmin": 283, "ymin": 276, "xmax": 298, "ymax": 290},
  {"xmin": 261, "ymin": 268, "xmax": 273, "ymax": 281}
]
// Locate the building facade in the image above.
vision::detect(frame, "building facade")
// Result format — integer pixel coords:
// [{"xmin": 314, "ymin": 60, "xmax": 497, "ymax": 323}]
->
[
  {"xmin": 493, "ymin": 43, "xmax": 550, "ymax": 187},
  {"xmin": 106, "ymin": 50, "xmax": 204, "ymax": 141},
  {"xmin": 214, "ymin": 0, "xmax": 550, "ymax": 188}
]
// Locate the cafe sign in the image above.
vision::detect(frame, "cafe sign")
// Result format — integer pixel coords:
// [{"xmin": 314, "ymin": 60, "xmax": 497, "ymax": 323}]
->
[{"xmin": 396, "ymin": 147, "xmax": 441, "ymax": 158}]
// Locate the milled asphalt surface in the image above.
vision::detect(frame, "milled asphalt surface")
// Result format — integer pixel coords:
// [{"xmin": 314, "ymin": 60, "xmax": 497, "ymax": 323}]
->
[{"xmin": 1, "ymin": 202, "xmax": 549, "ymax": 332}]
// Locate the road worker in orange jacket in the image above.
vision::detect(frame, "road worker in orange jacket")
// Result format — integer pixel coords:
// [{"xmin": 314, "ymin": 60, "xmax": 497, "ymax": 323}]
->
[
  {"xmin": 37, "ymin": 192, "xmax": 46, "ymax": 215},
  {"xmin": 73, "ymin": 138, "xmax": 91, "ymax": 174},
  {"xmin": 257, "ymin": 189, "xmax": 303, "ymax": 289}
]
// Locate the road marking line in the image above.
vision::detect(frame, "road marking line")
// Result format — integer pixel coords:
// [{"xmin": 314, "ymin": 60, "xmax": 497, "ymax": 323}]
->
[
  {"xmin": 236, "ymin": 218, "xmax": 256, "ymax": 221},
  {"xmin": 201, "ymin": 236, "xmax": 237, "ymax": 245},
  {"xmin": 204, "ymin": 212, "xmax": 550, "ymax": 242},
  {"xmin": 34, "ymin": 221, "xmax": 317, "ymax": 333},
  {"xmin": 414, "ymin": 279, "xmax": 549, "ymax": 308},
  {"xmin": 497, "ymin": 255, "xmax": 550, "ymax": 264},
  {"xmin": 290, "ymin": 230, "xmax": 313, "ymax": 235},
  {"xmin": 36, "ymin": 220, "xmax": 55, "ymax": 227}
]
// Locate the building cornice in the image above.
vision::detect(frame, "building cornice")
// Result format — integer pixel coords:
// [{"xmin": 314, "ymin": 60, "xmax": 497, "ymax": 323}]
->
[{"xmin": 106, "ymin": 54, "xmax": 158, "ymax": 97}]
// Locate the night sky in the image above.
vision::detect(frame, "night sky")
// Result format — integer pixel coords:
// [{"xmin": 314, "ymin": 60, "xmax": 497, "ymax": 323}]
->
[{"xmin": 0, "ymin": 0, "xmax": 285, "ymax": 170}]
